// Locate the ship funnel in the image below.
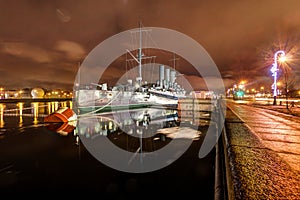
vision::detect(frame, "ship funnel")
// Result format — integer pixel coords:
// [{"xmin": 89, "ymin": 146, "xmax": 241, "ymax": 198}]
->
[
  {"xmin": 159, "ymin": 65, "xmax": 164, "ymax": 87},
  {"xmin": 165, "ymin": 68, "xmax": 170, "ymax": 89},
  {"xmin": 170, "ymin": 70, "xmax": 176, "ymax": 85}
]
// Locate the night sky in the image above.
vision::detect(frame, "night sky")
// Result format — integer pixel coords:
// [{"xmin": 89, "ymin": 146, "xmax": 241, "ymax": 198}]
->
[{"xmin": 1, "ymin": 0, "xmax": 300, "ymax": 91}]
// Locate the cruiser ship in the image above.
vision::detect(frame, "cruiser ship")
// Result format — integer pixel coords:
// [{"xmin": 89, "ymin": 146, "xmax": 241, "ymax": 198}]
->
[{"xmin": 74, "ymin": 25, "xmax": 186, "ymax": 115}]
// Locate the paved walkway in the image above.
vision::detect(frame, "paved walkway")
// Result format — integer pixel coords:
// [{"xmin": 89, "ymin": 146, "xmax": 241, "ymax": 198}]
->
[
  {"xmin": 224, "ymin": 102, "xmax": 300, "ymax": 199},
  {"xmin": 252, "ymin": 103, "xmax": 300, "ymax": 118},
  {"xmin": 228, "ymin": 102, "xmax": 300, "ymax": 172}
]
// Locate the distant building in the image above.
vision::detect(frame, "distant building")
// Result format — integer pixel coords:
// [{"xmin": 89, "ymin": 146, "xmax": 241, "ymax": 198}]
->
[
  {"xmin": 31, "ymin": 88, "xmax": 45, "ymax": 98},
  {"xmin": 190, "ymin": 90, "xmax": 213, "ymax": 99}
]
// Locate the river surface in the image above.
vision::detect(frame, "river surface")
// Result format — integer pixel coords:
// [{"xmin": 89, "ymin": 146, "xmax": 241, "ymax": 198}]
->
[{"xmin": 0, "ymin": 100, "xmax": 216, "ymax": 198}]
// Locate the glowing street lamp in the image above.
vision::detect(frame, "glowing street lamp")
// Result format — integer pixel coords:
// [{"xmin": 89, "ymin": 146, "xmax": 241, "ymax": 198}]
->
[
  {"xmin": 270, "ymin": 50, "xmax": 285, "ymax": 105},
  {"xmin": 278, "ymin": 55, "xmax": 287, "ymax": 63}
]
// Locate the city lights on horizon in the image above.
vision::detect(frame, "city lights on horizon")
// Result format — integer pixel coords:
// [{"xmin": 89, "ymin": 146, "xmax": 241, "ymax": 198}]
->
[{"xmin": 0, "ymin": 87, "xmax": 73, "ymax": 99}]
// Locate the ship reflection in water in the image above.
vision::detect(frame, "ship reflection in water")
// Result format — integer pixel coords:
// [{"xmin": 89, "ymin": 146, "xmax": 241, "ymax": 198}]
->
[
  {"xmin": 44, "ymin": 107, "xmax": 209, "ymax": 174},
  {"xmin": 45, "ymin": 108, "xmax": 205, "ymax": 153}
]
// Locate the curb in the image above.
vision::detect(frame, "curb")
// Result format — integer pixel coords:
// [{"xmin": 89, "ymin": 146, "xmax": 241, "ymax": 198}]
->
[{"xmin": 221, "ymin": 120, "xmax": 235, "ymax": 200}]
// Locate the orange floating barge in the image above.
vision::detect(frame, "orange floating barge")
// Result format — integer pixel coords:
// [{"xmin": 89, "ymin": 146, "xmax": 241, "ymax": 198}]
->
[
  {"xmin": 44, "ymin": 107, "xmax": 77, "ymax": 123},
  {"xmin": 45, "ymin": 122, "xmax": 76, "ymax": 136},
  {"xmin": 44, "ymin": 107, "xmax": 77, "ymax": 135}
]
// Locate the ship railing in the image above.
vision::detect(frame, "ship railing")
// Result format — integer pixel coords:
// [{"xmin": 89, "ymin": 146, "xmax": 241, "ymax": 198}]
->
[{"xmin": 77, "ymin": 91, "xmax": 122, "ymax": 117}]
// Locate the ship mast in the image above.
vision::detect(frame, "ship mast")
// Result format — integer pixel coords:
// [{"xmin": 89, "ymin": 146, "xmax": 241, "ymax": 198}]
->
[
  {"xmin": 126, "ymin": 22, "xmax": 153, "ymax": 86},
  {"xmin": 137, "ymin": 21, "xmax": 142, "ymax": 85},
  {"xmin": 170, "ymin": 53, "xmax": 179, "ymax": 70}
]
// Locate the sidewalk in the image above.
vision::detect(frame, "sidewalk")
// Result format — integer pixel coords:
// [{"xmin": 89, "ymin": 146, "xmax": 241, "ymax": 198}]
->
[
  {"xmin": 250, "ymin": 101, "xmax": 300, "ymax": 117},
  {"xmin": 223, "ymin": 103, "xmax": 300, "ymax": 199}
]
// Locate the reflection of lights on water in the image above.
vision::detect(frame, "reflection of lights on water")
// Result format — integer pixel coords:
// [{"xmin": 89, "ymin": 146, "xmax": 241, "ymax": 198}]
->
[
  {"xmin": 47, "ymin": 102, "xmax": 51, "ymax": 114},
  {"xmin": 16, "ymin": 102, "xmax": 24, "ymax": 126},
  {"xmin": 75, "ymin": 135, "xmax": 80, "ymax": 145},
  {"xmin": 61, "ymin": 101, "xmax": 67, "ymax": 108},
  {"xmin": 33, "ymin": 116, "xmax": 39, "ymax": 124},
  {"xmin": 75, "ymin": 115, "xmax": 203, "ymax": 153},
  {"xmin": 32, "ymin": 103, "xmax": 39, "ymax": 116},
  {"xmin": 0, "ymin": 104, "xmax": 4, "ymax": 128},
  {"xmin": 94, "ymin": 123, "xmax": 100, "ymax": 132},
  {"xmin": 51, "ymin": 102, "xmax": 59, "ymax": 113},
  {"xmin": 76, "ymin": 118, "xmax": 118, "ymax": 138},
  {"xmin": 32, "ymin": 102, "xmax": 39, "ymax": 124},
  {"xmin": 48, "ymin": 101, "xmax": 62, "ymax": 114},
  {"xmin": 76, "ymin": 114, "xmax": 183, "ymax": 140},
  {"xmin": 157, "ymin": 127, "xmax": 201, "ymax": 140},
  {"xmin": 0, "ymin": 101, "xmax": 74, "ymax": 128},
  {"xmin": 19, "ymin": 115, "xmax": 23, "ymax": 127},
  {"xmin": 108, "ymin": 121, "xmax": 113, "ymax": 130},
  {"xmin": 17, "ymin": 102, "xmax": 24, "ymax": 116}
]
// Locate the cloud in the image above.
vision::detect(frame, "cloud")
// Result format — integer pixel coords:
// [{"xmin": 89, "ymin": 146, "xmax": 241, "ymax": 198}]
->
[
  {"xmin": 1, "ymin": 0, "xmax": 300, "ymax": 90},
  {"xmin": 182, "ymin": 75, "xmax": 226, "ymax": 92},
  {"xmin": 55, "ymin": 40, "xmax": 86, "ymax": 60},
  {"xmin": 1, "ymin": 42, "xmax": 51, "ymax": 63}
]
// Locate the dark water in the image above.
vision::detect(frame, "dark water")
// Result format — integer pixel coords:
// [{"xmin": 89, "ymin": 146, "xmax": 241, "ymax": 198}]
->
[{"xmin": 0, "ymin": 101, "xmax": 216, "ymax": 198}]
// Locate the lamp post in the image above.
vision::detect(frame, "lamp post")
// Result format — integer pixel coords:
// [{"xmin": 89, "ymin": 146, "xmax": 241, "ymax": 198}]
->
[{"xmin": 270, "ymin": 50, "xmax": 285, "ymax": 105}]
